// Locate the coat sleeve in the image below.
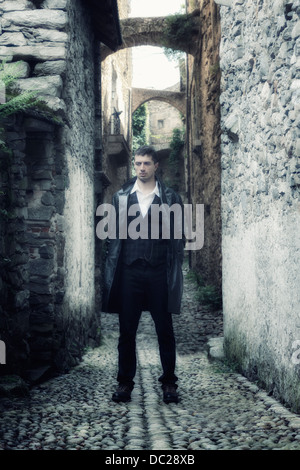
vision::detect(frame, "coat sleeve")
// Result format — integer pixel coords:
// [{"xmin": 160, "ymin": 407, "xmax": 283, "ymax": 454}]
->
[{"xmin": 102, "ymin": 192, "xmax": 122, "ymax": 313}]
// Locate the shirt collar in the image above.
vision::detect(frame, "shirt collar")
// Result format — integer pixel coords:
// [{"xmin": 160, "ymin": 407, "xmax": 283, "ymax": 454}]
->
[{"xmin": 131, "ymin": 179, "xmax": 159, "ymax": 197}]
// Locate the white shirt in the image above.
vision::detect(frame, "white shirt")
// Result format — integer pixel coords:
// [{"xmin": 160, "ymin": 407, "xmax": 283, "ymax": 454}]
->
[{"xmin": 130, "ymin": 180, "xmax": 160, "ymax": 217}]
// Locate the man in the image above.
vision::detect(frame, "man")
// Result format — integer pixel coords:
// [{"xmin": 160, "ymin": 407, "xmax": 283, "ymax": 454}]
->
[{"xmin": 102, "ymin": 145, "xmax": 184, "ymax": 404}]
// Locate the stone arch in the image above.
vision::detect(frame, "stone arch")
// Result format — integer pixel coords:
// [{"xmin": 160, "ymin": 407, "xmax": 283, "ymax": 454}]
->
[
  {"xmin": 100, "ymin": 11, "xmax": 200, "ymax": 61},
  {"xmin": 132, "ymin": 87, "xmax": 186, "ymax": 117}
]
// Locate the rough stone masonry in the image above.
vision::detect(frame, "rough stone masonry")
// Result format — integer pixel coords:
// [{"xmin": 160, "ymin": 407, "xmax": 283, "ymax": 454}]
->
[
  {"xmin": 0, "ymin": 0, "xmax": 101, "ymax": 381},
  {"xmin": 219, "ymin": 0, "xmax": 300, "ymax": 411}
]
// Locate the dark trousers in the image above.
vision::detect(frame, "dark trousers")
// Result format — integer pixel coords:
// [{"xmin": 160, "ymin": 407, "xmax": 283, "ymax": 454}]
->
[{"xmin": 117, "ymin": 260, "xmax": 178, "ymax": 389}]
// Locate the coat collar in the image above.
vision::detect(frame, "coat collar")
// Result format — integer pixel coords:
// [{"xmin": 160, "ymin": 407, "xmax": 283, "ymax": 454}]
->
[{"xmin": 121, "ymin": 176, "xmax": 168, "ymax": 203}]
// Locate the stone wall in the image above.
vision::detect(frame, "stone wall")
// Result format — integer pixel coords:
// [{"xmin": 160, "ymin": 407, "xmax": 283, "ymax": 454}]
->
[
  {"xmin": 187, "ymin": 0, "xmax": 222, "ymax": 290},
  {"xmin": 0, "ymin": 114, "xmax": 32, "ymax": 376},
  {"xmin": 0, "ymin": 0, "xmax": 101, "ymax": 381},
  {"xmin": 219, "ymin": 0, "xmax": 300, "ymax": 411}
]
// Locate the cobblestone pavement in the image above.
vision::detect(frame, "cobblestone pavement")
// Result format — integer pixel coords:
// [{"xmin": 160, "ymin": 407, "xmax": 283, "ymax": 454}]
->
[{"xmin": 1, "ymin": 267, "xmax": 300, "ymax": 452}]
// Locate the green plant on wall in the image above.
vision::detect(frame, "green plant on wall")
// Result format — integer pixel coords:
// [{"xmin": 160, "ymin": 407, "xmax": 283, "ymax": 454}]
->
[
  {"xmin": 0, "ymin": 60, "xmax": 43, "ymax": 157},
  {"xmin": 0, "ymin": 60, "xmax": 44, "ymax": 226},
  {"xmin": 132, "ymin": 103, "xmax": 149, "ymax": 154},
  {"xmin": 0, "ymin": 60, "xmax": 40, "ymax": 119},
  {"xmin": 162, "ymin": 12, "xmax": 195, "ymax": 59},
  {"xmin": 168, "ymin": 127, "xmax": 184, "ymax": 172},
  {"xmin": 0, "ymin": 59, "xmax": 62, "ymax": 155},
  {"xmin": 186, "ymin": 270, "xmax": 222, "ymax": 311}
]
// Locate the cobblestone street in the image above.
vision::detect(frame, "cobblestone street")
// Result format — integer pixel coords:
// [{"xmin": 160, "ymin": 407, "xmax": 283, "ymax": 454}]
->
[{"xmin": 1, "ymin": 267, "xmax": 300, "ymax": 453}]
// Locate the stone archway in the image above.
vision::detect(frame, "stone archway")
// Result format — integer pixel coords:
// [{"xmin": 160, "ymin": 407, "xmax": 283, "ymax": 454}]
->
[
  {"xmin": 132, "ymin": 87, "xmax": 186, "ymax": 117},
  {"xmin": 100, "ymin": 11, "xmax": 200, "ymax": 61}
]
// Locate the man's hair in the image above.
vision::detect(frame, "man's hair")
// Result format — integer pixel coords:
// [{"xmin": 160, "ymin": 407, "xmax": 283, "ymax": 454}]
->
[{"xmin": 134, "ymin": 145, "xmax": 158, "ymax": 164}]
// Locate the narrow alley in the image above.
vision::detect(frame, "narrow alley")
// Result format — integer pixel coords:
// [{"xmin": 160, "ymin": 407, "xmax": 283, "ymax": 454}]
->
[{"xmin": 1, "ymin": 265, "xmax": 300, "ymax": 453}]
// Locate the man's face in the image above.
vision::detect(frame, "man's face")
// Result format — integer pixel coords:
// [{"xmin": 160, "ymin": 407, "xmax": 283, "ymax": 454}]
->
[{"xmin": 134, "ymin": 154, "xmax": 158, "ymax": 183}]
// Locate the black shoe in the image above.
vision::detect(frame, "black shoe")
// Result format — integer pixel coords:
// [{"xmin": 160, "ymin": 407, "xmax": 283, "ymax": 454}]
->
[
  {"xmin": 112, "ymin": 384, "xmax": 132, "ymax": 403},
  {"xmin": 162, "ymin": 384, "xmax": 179, "ymax": 404}
]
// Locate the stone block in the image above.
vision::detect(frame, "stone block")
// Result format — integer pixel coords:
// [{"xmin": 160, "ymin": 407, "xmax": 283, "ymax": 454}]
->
[
  {"xmin": 41, "ymin": 191, "xmax": 54, "ymax": 206},
  {"xmin": 30, "ymin": 180, "xmax": 52, "ymax": 192},
  {"xmin": 33, "ymin": 60, "xmax": 66, "ymax": 76},
  {"xmin": 14, "ymin": 290, "xmax": 30, "ymax": 309},
  {"xmin": 0, "ymin": 53, "xmax": 13, "ymax": 62},
  {"xmin": 28, "ymin": 206, "xmax": 54, "ymax": 221},
  {"xmin": 30, "ymin": 275, "xmax": 51, "ymax": 286},
  {"xmin": 214, "ymin": 0, "xmax": 233, "ymax": 6},
  {"xmin": 0, "ymin": 1, "xmax": 33, "ymax": 12},
  {"xmin": 29, "ymin": 282, "xmax": 51, "ymax": 295},
  {"xmin": 39, "ymin": 243, "xmax": 54, "ymax": 259},
  {"xmin": 34, "ymin": 28, "xmax": 67, "ymax": 43},
  {"xmin": 42, "ymin": 0, "xmax": 68, "ymax": 9},
  {"xmin": 29, "ymin": 258, "xmax": 54, "ymax": 277},
  {"xmin": 15, "ymin": 207, "xmax": 28, "ymax": 218},
  {"xmin": 17, "ymin": 75, "xmax": 63, "ymax": 98},
  {"xmin": 54, "ymin": 174, "xmax": 65, "ymax": 190},
  {"xmin": 0, "ymin": 45, "xmax": 66, "ymax": 61},
  {"xmin": 0, "ymin": 32, "xmax": 27, "ymax": 46},
  {"xmin": 3, "ymin": 10, "xmax": 68, "ymax": 30},
  {"xmin": 29, "ymin": 293, "xmax": 52, "ymax": 309},
  {"xmin": 31, "ymin": 170, "xmax": 53, "ymax": 180},
  {"xmin": 55, "ymin": 214, "xmax": 64, "ymax": 231},
  {"xmin": 40, "ymin": 96, "xmax": 66, "ymax": 114},
  {"xmin": 54, "ymin": 191, "xmax": 65, "ymax": 214},
  {"xmin": 9, "ymin": 253, "xmax": 28, "ymax": 267}
]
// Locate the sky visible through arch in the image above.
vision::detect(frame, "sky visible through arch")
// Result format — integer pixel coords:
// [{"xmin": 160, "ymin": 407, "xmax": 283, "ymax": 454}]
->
[{"xmin": 129, "ymin": 0, "xmax": 185, "ymax": 90}]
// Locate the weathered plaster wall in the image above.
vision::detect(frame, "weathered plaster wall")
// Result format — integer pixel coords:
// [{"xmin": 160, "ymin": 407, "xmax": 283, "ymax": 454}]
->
[
  {"xmin": 219, "ymin": 0, "xmax": 300, "ymax": 411},
  {"xmin": 58, "ymin": 0, "xmax": 100, "ymax": 372}
]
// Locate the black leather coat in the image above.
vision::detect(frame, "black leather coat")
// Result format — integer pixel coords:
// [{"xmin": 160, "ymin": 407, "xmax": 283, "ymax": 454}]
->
[{"xmin": 102, "ymin": 177, "xmax": 184, "ymax": 314}]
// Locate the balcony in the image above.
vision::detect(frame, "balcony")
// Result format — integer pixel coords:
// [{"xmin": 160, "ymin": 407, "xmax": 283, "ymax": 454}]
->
[{"xmin": 107, "ymin": 134, "xmax": 130, "ymax": 166}]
